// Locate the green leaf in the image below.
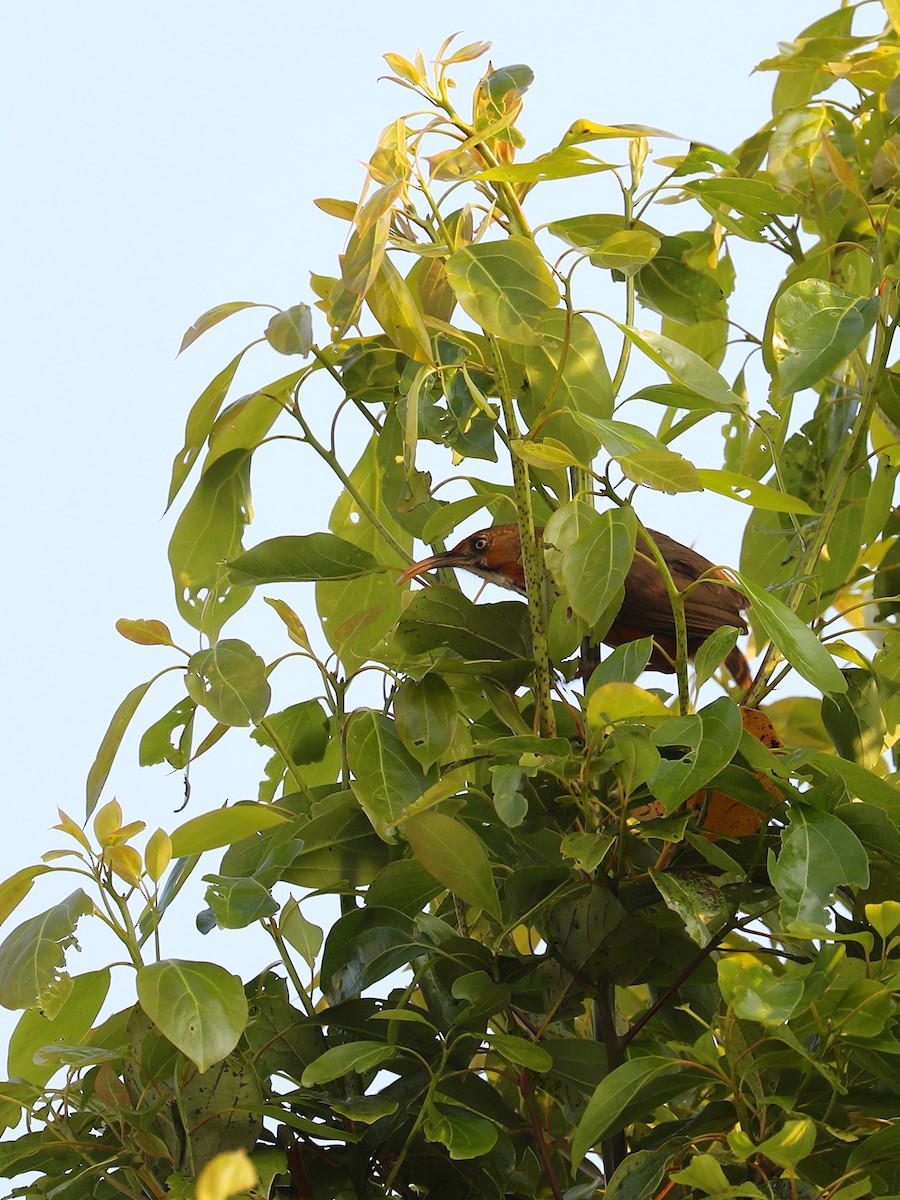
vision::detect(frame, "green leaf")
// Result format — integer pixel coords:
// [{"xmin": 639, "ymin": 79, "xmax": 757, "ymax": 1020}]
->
[
  {"xmin": 735, "ymin": 573, "xmax": 847, "ymax": 695},
  {"xmin": 115, "ymin": 617, "xmax": 175, "ymax": 647},
  {"xmin": 757, "ymin": 1118, "xmax": 816, "ymax": 1170},
  {"xmin": 139, "ymin": 696, "xmax": 196, "ymax": 769},
  {"xmin": 280, "ymin": 898, "xmax": 323, "ymax": 969},
  {"xmin": 571, "ymin": 1056, "xmax": 677, "ymax": 1164},
  {"xmin": 614, "ymin": 324, "xmax": 745, "ymax": 411},
  {"xmin": 544, "ymin": 501, "xmax": 637, "ymax": 627},
  {"xmin": 424, "ymin": 1105, "xmax": 498, "ymax": 1160},
  {"xmin": 649, "ymin": 697, "xmax": 743, "ymax": 812},
  {"xmin": 0, "ymin": 891, "xmax": 93, "ymax": 1016},
  {"xmin": 178, "ymin": 300, "xmax": 264, "ymax": 354},
  {"xmin": 517, "ymin": 310, "xmax": 613, "ymax": 463},
  {"xmin": 0, "ymin": 866, "xmax": 51, "ymax": 930},
  {"xmin": 137, "ymin": 959, "xmax": 248, "ymax": 1073},
  {"xmin": 264, "ymin": 303, "xmax": 312, "ymax": 356},
  {"xmin": 670, "ymin": 1154, "xmax": 730, "ymax": 1193},
  {"xmin": 86, "ymin": 676, "xmax": 159, "ymax": 816},
  {"xmin": 770, "ymin": 806, "xmax": 869, "ymax": 926},
  {"xmin": 393, "ymin": 586, "xmax": 532, "ymax": 672},
  {"xmin": 692, "ymin": 626, "xmax": 740, "ymax": 690},
  {"xmin": 320, "ymin": 907, "xmax": 417, "ymax": 1003},
  {"xmin": 166, "ymin": 349, "xmax": 248, "ymax": 510},
  {"xmin": 301, "ymin": 1040, "xmax": 395, "ymax": 1086},
  {"xmin": 170, "ymin": 804, "xmax": 289, "ymax": 857},
  {"xmin": 718, "ymin": 955, "xmax": 803, "ymax": 1024},
  {"xmin": 405, "ymin": 811, "xmax": 501, "ymax": 919},
  {"xmin": 7, "ymin": 968, "xmax": 109, "ymax": 1087},
  {"xmin": 346, "ymin": 710, "xmax": 438, "ymax": 839},
  {"xmin": 590, "ymin": 229, "xmax": 661, "ymax": 274},
  {"xmin": 650, "ymin": 870, "xmax": 726, "ymax": 946},
  {"xmin": 605, "ymin": 1149, "xmax": 672, "ymax": 1200},
  {"xmin": 185, "ymin": 639, "xmax": 271, "ymax": 727},
  {"xmin": 697, "ymin": 468, "xmax": 818, "ymax": 515},
  {"xmin": 228, "ymin": 533, "xmax": 384, "ymax": 585},
  {"xmin": 773, "ymin": 280, "xmax": 879, "ymax": 395},
  {"xmin": 168, "ymin": 448, "xmax": 253, "ymax": 637},
  {"xmin": 394, "ymin": 675, "xmax": 457, "ymax": 770},
  {"xmin": 618, "ymin": 449, "xmax": 701, "ymax": 493},
  {"xmin": 445, "ymin": 236, "xmax": 559, "ymax": 344},
  {"xmin": 487, "ymin": 1033, "xmax": 552, "ymax": 1072},
  {"xmin": 202, "ymin": 875, "xmax": 278, "ymax": 929}
]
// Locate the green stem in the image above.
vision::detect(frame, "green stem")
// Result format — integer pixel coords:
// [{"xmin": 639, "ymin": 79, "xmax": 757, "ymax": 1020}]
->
[
  {"xmin": 289, "ymin": 403, "xmax": 410, "ymax": 564},
  {"xmin": 492, "ymin": 339, "xmax": 557, "ymax": 737},
  {"xmin": 263, "ymin": 916, "xmax": 316, "ymax": 1017},
  {"xmin": 744, "ymin": 282, "xmax": 897, "ymax": 706},
  {"xmin": 258, "ymin": 717, "xmax": 315, "ymax": 804},
  {"xmin": 609, "ymin": 185, "xmax": 637, "ymax": 398},
  {"xmin": 630, "ymin": 512, "xmax": 692, "ymax": 715},
  {"xmin": 382, "ymin": 1047, "xmax": 449, "ymax": 1192}
]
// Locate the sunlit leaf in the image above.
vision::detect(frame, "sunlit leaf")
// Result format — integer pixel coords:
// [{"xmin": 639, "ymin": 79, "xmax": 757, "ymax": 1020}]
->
[
  {"xmin": 170, "ymin": 804, "xmax": 290, "ymax": 857},
  {"xmin": 445, "ymin": 237, "xmax": 559, "ymax": 344},
  {"xmin": 0, "ymin": 891, "xmax": 93, "ymax": 1016},
  {"xmin": 264, "ymin": 303, "xmax": 313, "ymax": 357},
  {"xmin": 137, "ymin": 959, "xmax": 248, "ymax": 1073},
  {"xmin": 773, "ymin": 280, "xmax": 879, "ymax": 395}
]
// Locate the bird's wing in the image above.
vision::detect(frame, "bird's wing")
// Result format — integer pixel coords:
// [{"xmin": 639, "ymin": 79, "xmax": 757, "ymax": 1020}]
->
[{"xmin": 615, "ymin": 531, "xmax": 747, "ymax": 646}]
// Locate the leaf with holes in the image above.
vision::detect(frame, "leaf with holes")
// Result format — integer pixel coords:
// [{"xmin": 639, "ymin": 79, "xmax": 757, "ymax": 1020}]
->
[{"xmin": 137, "ymin": 959, "xmax": 248, "ymax": 1073}]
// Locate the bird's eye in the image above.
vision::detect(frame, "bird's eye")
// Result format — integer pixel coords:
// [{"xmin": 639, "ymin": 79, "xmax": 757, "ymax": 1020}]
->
[{"xmin": 472, "ymin": 536, "xmax": 489, "ymax": 553}]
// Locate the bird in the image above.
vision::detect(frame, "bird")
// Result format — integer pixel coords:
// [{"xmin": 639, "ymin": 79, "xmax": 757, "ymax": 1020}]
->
[{"xmin": 398, "ymin": 522, "xmax": 751, "ymax": 687}]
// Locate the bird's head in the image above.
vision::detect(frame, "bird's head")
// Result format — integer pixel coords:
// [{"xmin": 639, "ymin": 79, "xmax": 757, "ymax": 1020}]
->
[{"xmin": 398, "ymin": 524, "xmax": 527, "ymax": 595}]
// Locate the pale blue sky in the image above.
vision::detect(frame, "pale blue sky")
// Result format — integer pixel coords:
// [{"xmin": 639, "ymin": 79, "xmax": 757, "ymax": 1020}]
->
[{"xmin": 2, "ymin": 1, "xmax": 832, "ymax": 1055}]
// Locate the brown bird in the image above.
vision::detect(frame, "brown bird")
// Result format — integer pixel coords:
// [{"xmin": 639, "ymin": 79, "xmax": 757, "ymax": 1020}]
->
[{"xmin": 399, "ymin": 523, "xmax": 751, "ymax": 687}]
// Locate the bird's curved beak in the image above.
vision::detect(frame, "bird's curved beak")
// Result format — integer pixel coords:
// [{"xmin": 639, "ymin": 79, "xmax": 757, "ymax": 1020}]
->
[{"xmin": 397, "ymin": 550, "xmax": 466, "ymax": 586}]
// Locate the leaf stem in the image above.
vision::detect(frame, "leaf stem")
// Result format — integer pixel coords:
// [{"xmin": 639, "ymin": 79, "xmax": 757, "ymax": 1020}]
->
[{"xmin": 491, "ymin": 338, "xmax": 557, "ymax": 737}]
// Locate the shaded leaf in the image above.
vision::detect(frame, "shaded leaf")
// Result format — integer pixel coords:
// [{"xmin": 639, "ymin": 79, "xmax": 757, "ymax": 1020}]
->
[
  {"xmin": 736, "ymin": 573, "xmax": 847, "ymax": 695},
  {"xmin": 405, "ymin": 811, "xmax": 501, "ymax": 919}
]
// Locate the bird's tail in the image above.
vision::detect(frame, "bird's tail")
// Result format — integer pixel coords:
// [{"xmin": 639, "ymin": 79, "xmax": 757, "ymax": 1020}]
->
[{"xmin": 726, "ymin": 646, "xmax": 752, "ymax": 690}]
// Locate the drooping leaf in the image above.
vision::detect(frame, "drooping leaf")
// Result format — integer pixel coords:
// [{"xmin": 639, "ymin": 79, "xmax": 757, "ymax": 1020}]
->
[
  {"xmin": 394, "ymin": 675, "xmax": 458, "ymax": 769},
  {"xmin": 0, "ymin": 891, "xmax": 93, "ymax": 1017},
  {"xmin": 736, "ymin": 573, "xmax": 847, "ymax": 695},
  {"xmin": 346, "ymin": 710, "xmax": 438, "ymax": 838},
  {"xmin": 405, "ymin": 811, "xmax": 501, "ymax": 919},
  {"xmin": 86, "ymin": 676, "xmax": 161, "ymax": 816},
  {"xmin": 168, "ymin": 449, "xmax": 253, "ymax": 637},
  {"xmin": 185, "ymin": 639, "xmax": 271, "ymax": 727},
  {"xmin": 544, "ymin": 502, "xmax": 637, "ymax": 628},
  {"xmin": 770, "ymin": 806, "xmax": 869, "ymax": 926},
  {"xmin": 264, "ymin": 303, "xmax": 313, "ymax": 357}
]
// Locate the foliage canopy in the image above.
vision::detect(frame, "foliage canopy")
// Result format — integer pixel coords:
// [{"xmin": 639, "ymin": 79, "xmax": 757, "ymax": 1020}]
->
[{"xmin": 3, "ymin": 8, "xmax": 900, "ymax": 1199}]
